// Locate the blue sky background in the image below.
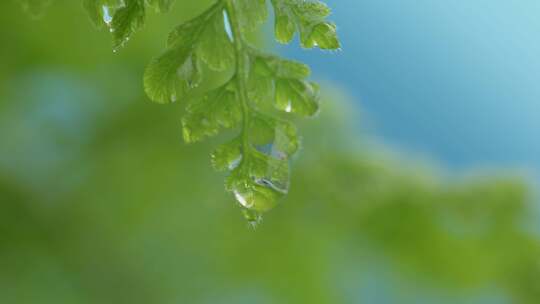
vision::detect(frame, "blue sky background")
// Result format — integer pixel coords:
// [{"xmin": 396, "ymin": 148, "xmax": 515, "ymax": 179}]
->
[{"xmin": 282, "ymin": 0, "xmax": 540, "ymax": 175}]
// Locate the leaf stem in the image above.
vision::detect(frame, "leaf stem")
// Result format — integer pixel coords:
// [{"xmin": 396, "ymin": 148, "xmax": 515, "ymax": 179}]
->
[{"xmin": 224, "ymin": 0, "xmax": 251, "ymax": 152}]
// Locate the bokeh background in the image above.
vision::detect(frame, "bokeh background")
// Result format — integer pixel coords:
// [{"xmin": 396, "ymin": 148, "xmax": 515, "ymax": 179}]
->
[
  {"xmin": 286, "ymin": 0, "xmax": 540, "ymax": 175},
  {"xmin": 1, "ymin": 1, "xmax": 539, "ymax": 303}
]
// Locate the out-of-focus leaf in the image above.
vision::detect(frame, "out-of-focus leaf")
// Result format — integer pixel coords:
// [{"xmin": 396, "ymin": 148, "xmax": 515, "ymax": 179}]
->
[{"xmin": 84, "ymin": 0, "xmax": 175, "ymax": 50}]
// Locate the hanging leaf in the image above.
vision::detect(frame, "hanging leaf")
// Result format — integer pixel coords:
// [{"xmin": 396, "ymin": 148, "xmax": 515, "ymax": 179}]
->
[
  {"xmin": 143, "ymin": 0, "xmax": 338, "ymax": 223},
  {"xmin": 83, "ymin": 0, "xmax": 177, "ymax": 50},
  {"xmin": 78, "ymin": 0, "xmax": 340, "ymax": 223}
]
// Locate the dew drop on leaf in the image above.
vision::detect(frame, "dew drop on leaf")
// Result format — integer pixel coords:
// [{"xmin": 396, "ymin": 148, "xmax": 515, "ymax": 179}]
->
[
  {"xmin": 229, "ymin": 156, "xmax": 242, "ymax": 170},
  {"xmin": 222, "ymin": 10, "xmax": 234, "ymax": 42},
  {"xmin": 285, "ymin": 100, "xmax": 292, "ymax": 113},
  {"xmin": 102, "ymin": 5, "xmax": 113, "ymax": 25},
  {"xmin": 234, "ymin": 189, "xmax": 253, "ymax": 209},
  {"xmin": 254, "ymin": 177, "xmax": 288, "ymax": 194}
]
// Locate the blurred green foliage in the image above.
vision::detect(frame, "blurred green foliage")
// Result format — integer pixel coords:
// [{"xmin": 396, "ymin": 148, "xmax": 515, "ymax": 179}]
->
[{"xmin": 1, "ymin": 1, "xmax": 540, "ymax": 303}]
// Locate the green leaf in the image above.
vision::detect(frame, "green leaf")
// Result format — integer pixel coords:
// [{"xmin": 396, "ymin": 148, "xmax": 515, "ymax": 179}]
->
[
  {"xmin": 111, "ymin": 0, "xmax": 146, "ymax": 50},
  {"xmin": 248, "ymin": 111, "xmax": 300, "ymax": 154},
  {"xmin": 275, "ymin": 79, "xmax": 320, "ymax": 116},
  {"xmin": 145, "ymin": 3, "xmax": 234, "ymax": 104},
  {"xmin": 211, "ymin": 138, "xmax": 242, "ymax": 171},
  {"xmin": 195, "ymin": 8, "xmax": 236, "ymax": 71},
  {"xmin": 182, "ymin": 81, "xmax": 242, "ymax": 143},
  {"xmin": 84, "ymin": 0, "xmax": 177, "ymax": 50},
  {"xmin": 248, "ymin": 51, "xmax": 321, "ymax": 117},
  {"xmin": 163, "ymin": 1, "xmax": 314, "ymax": 220},
  {"xmin": 144, "ymin": 48, "xmax": 202, "ymax": 104},
  {"xmin": 248, "ymin": 112, "xmax": 300, "ymax": 157},
  {"xmin": 271, "ymin": 0, "xmax": 340, "ymax": 49},
  {"xmin": 232, "ymin": 0, "xmax": 268, "ymax": 32},
  {"xmin": 83, "ymin": 0, "xmax": 146, "ymax": 50}
]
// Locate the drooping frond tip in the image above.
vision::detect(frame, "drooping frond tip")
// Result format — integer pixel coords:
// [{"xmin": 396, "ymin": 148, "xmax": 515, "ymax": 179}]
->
[{"xmin": 80, "ymin": 0, "xmax": 340, "ymax": 223}]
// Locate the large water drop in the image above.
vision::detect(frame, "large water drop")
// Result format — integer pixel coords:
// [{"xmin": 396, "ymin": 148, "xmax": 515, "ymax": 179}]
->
[
  {"xmin": 231, "ymin": 180, "xmax": 285, "ymax": 214},
  {"xmin": 234, "ymin": 190, "xmax": 253, "ymax": 209}
]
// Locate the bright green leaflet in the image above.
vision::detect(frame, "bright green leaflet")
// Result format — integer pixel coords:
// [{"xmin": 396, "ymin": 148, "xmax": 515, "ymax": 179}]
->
[{"xmin": 20, "ymin": 0, "xmax": 340, "ymax": 224}]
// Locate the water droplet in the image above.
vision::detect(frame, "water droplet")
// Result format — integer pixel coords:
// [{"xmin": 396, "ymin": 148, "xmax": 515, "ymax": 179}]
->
[
  {"xmin": 229, "ymin": 156, "xmax": 242, "ymax": 170},
  {"xmin": 177, "ymin": 58, "xmax": 199, "ymax": 88},
  {"xmin": 234, "ymin": 190, "xmax": 253, "ymax": 209},
  {"xmin": 256, "ymin": 143, "xmax": 287, "ymax": 161},
  {"xmin": 222, "ymin": 10, "xmax": 234, "ymax": 42},
  {"xmin": 102, "ymin": 6, "xmax": 113, "ymax": 25},
  {"xmin": 231, "ymin": 180, "xmax": 285, "ymax": 213},
  {"xmin": 285, "ymin": 100, "xmax": 292, "ymax": 113},
  {"xmin": 254, "ymin": 178, "xmax": 287, "ymax": 194},
  {"xmin": 170, "ymin": 93, "xmax": 177, "ymax": 102}
]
